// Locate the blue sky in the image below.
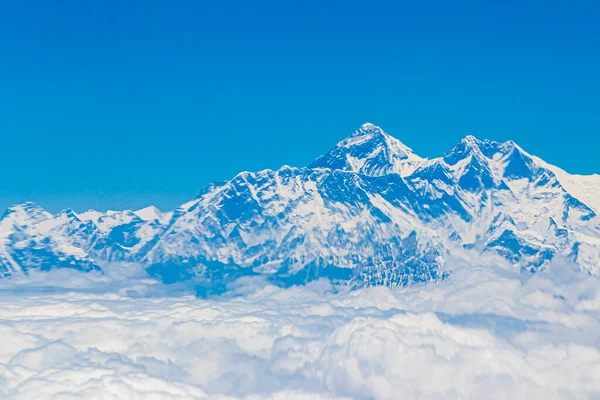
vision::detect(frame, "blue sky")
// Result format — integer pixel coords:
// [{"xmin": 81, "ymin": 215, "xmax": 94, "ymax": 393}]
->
[{"xmin": 1, "ymin": 0, "xmax": 599, "ymax": 213}]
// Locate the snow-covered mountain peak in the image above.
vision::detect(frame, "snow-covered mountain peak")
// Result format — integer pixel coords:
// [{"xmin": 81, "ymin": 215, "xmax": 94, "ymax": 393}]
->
[
  {"xmin": 1, "ymin": 201, "xmax": 48, "ymax": 217},
  {"xmin": 135, "ymin": 206, "xmax": 167, "ymax": 223},
  {"xmin": 438, "ymin": 135, "xmax": 546, "ymax": 186},
  {"xmin": 346, "ymin": 122, "xmax": 411, "ymax": 153},
  {"xmin": 57, "ymin": 208, "xmax": 80, "ymax": 220},
  {"xmin": 447, "ymin": 135, "xmax": 531, "ymax": 163},
  {"xmin": 309, "ymin": 122, "xmax": 425, "ymax": 177},
  {"xmin": 0, "ymin": 202, "xmax": 52, "ymax": 228},
  {"xmin": 73, "ymin": 209, "xmax": 143, "ymax": 233},
  {"xmin": 461, "ymin": 134, "xmax": 481, "ymax": 145},
  {"xmin": 1, "ymin": 123, "xmax": 599, "ymax": 286},
  {"xmin": 444, "ymin": 135, "xmax": 490, "ymax": 164},
  {"xmin": 357, "ymin": 121, "xmax": 377, "ymax": 130}
]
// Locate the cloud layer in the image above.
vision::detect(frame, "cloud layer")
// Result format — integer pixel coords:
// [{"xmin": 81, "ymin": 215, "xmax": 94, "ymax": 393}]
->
[{"xmin": 0, "ymin": 264, "xmax": 599, "ymax": 399}]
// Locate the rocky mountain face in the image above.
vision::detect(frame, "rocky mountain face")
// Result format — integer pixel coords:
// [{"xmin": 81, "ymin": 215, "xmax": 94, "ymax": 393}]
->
[{"xmin": 2, "ymin": 123, "xmax": 599, "ymax": 287}]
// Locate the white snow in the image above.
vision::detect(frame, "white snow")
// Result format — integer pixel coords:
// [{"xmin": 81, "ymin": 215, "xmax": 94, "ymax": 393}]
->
[
  {"xmin": 540, "ymin": 161, "xmax": 600, "ymax": 214},
  {"xmin": 135, "ymin": 205, "xmax": 172, "ymax": 224},
  {"xmin": 2, "ymin": 123, "xmax": 600, "ymax": 279}
]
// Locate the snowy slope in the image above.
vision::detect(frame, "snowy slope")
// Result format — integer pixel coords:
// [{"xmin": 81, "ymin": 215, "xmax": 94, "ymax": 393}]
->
[
  {"xmin": 1, "ymin": 123, "xmax": 599, "ymax": 286},
  {"xmin": 0, "ymin": 203, "xmax": 99, "ymax": 277},
  {"xmin": 538, "ymin": 161, "xmax": 600, "ymax": 214},
  {"xmin": 310, "ymin": 122, "xmax": 425, "ymax": 177}
]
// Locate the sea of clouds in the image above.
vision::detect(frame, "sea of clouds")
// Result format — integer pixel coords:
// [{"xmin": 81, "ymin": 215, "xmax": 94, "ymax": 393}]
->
[{"xmin": 0, "ymin": 262, "xmax": 599, "ymax": 400}]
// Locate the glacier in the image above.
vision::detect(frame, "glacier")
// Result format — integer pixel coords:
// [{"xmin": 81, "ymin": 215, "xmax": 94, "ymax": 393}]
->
[{"xmin": 1, "ymin": 122, "xmax": 600, "ymax": 288}]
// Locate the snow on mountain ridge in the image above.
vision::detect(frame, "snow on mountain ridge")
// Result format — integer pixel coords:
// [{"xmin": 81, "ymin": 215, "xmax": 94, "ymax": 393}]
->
[
  {"xmin": 535, "ymin": 159, "xmax": 600, "ymax": 215},
  {"xmin": 1, "ymin": 123, "xmax": 599, "ymax": 285}
]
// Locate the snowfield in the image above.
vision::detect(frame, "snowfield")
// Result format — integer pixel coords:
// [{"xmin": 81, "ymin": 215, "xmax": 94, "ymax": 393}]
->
[{"xmin": 0, "ymin": 263, "xmax": 599, "ymax": 399}]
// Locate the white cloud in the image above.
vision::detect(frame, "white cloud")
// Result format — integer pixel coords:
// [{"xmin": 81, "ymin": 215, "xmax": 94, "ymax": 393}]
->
[{"xmin": 0, "ymin": 264, "xmax": 599, "ymax": 399}]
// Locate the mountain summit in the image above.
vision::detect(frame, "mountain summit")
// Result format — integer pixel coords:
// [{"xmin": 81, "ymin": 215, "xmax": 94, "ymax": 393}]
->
[
  {"xmin": 1, "ymin": 123, "xmax": 599, "ymax": 287},
  {"xmin": 309, "ymin": 123, "xmax": 424, "ymax": 177}
]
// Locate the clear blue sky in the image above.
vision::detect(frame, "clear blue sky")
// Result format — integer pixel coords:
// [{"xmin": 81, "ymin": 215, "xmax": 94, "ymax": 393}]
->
[{"xmin": 1, "ymin": 0, "xmax": 599, "ymax": 213}]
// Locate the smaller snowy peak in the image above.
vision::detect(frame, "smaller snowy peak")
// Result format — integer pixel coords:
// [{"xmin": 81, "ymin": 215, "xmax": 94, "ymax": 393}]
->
[
  {"xmin": 443, "ymin": 135, "xmax": 490, "ymax": 165},
  {"xmin": 461, "ymin": 134, "xmax": 480, "ymax": 146},
  {"xmin": 440, "ymin": 135, "xmax": 543, "ymax": 184},
  {"xmin": 1, "ymin": 201, "xmax": 47, "ymax": 216},
  {"xmin": 445, "ymin": 135, "xmax": 534, "ymax": 165},
  {"xmin": 309, "ymin": 122, "xmax": 425, "ymax": 177},
  {"xmin": 0, "ymin": 202, "xmax": 52, "ymax": 225},
  {"xmin": 77, "ymin": 209, "xmax": 143, "ymax": 232},
  {"xmin": 78, "ymin": 210, "xmax": 104, "ymax": 223},
  {"xmin": 135, "ymin": 206, "xmax": 171, "ymax": 224},
  {"xmin": 135, "ymin": 206, "xmax": 161, "ymax": 221},
  {"xmin": 57, "ymin": 208, "xmax": 81, "ymax": 221}
]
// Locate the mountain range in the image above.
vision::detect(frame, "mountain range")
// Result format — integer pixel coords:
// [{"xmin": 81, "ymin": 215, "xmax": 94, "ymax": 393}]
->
[{"xmin": 2, "ymin": 123, "xmax": 599, "ymax": 288}]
